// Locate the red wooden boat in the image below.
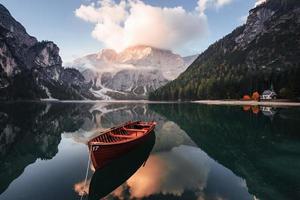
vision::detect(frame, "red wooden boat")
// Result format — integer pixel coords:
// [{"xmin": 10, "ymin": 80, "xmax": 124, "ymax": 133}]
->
[{"xmin": 88, "ymin": 121, "xmax": 156, "ymax": 170}]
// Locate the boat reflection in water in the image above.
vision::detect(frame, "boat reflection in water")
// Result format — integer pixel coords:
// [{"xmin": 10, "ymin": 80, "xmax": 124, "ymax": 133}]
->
[{"xmin": 88, "ymin": 132, "xmax": 155, "ymax": 200}]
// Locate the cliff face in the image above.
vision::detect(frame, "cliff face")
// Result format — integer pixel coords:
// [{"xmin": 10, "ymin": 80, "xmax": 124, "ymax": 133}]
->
[
  {"xmin": 150, "ymin": 0, "xmax": 300, "ymax": 100},
  {"xmin": 0, "ymin": 4, "xmax": 95, "ymax": 100}
]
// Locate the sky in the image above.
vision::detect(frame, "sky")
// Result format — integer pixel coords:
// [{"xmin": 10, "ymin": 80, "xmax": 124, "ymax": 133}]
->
[{"xmin": 0, "ymin": 0, "xmax": 260, "ymax": 63}]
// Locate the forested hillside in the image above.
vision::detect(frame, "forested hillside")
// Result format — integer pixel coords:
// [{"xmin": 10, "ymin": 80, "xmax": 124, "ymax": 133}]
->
[{"xmin": 150, "ymin": 0, "xmax": 300, "ymax": 100}]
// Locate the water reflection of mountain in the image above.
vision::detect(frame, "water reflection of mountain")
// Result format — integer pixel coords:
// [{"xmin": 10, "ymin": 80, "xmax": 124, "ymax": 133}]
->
[
  {"xmin": 71, "ymin": 103, "xmax": 253, "ymax": 200},
  {"xmin": 2, "ymin": 102, "xmax": 298, "ymax": 200},
  {"xmin": 64, "ymin": 103, "xmax": 195, "ymax": 152},
  {"xmin": 0, "ymin": 102, "xmax": 194, "ymax": 197},
  {"xmin": 150, "ymin": 104, "xmax": 300, "ymax": 200},
  {"xmin": 0, "ymin": 102, "xmax": 92, "ymax": 194}
]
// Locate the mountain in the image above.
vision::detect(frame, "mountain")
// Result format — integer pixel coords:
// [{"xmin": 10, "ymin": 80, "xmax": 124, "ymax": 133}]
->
[
  {"xmin": 150, "ymin": 0, "xmax": 300, "ymax": 101},
  {"xmin": 0, "ymin": 4, "xmax": 95, "ymax": 100},
  {"xmin": 68, "ymin": 45, "xmax": 197, "ymax": 100}
]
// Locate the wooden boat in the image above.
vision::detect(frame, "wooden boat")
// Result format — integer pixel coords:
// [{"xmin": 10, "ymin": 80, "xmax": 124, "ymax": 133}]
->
[
  {"xmin": 88, "ymin": 121, "xmax": 156, "ymax": 170},
  {"xmin": 88, "ymin": 132, "xmax": 155, "ymax": 200}
]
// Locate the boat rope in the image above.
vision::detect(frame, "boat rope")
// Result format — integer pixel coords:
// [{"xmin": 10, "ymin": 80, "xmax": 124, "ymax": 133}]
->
[{"xmin": 80, "ymin": 149, "xmax": 91, "ymax": 200}]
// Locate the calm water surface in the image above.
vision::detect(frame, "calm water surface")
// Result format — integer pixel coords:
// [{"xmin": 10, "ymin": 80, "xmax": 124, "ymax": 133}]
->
[{"xmin": 0, "ymin": 102, "xmax": 299, "ymax": 200}]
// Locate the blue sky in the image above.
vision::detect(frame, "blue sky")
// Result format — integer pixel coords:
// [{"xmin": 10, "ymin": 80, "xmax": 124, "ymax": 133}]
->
[{"xmin": 1, "ymin": 0, "xmax": 256, "ymax": 63}]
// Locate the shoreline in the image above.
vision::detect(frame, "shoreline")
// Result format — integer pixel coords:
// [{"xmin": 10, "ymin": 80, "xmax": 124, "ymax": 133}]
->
[
  {"xmin": 0, "ymin": 99, "xmax": 181, "ymax": 104},
  {"xmin": 1, "ymin": 99, "xmax": 300, "ymax": 107},
  {"xmin": 194, "ymin": 100, "xmax": 300, "ymax": 107}
]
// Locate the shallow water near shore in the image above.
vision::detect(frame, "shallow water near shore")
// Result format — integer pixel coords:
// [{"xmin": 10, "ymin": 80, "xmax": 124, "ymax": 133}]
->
[{"xmin": 0, "ymin": 102, "xmax": 299, "ymax": 200}]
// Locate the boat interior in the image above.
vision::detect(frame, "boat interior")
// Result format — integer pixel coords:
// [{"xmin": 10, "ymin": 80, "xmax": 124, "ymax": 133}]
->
[{"xmin": 90, "ymin": 122, "xmax": 155, "ymax": 144}]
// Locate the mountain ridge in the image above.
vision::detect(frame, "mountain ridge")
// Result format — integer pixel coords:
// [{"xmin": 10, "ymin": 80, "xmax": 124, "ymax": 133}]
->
[
  {"xmin": 150, "ymin": 0, "xmax": 300, "ymax": 101},
  {"xmin": 68, "ymin": 45, "xmax": 197, "ymax": 100}
]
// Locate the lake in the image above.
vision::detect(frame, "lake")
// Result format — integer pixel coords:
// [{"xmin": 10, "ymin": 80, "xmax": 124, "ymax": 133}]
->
[{"xmin": 0, "ymin": 102, "xmax": 299, "ymax": 200}]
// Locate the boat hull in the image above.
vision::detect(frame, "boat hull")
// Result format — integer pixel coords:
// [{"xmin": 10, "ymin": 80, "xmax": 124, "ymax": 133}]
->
[
  {"xmin": 88, "ymin": 133, "xmax": 155, "ymax": 200},
  {"xmin": 88, "ymin": 122, "xmax": 155, "ymax": 170}
]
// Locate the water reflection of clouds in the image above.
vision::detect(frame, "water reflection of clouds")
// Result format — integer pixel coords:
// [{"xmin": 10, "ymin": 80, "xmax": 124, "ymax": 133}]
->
[
  {"xmin": 74, "ymin": 179, "xmax": 90, "ymax": 196},
  {"xmin": 123, "ymin": 145, "xmax": 211, "ymax": 199},
  {"xmin": 108, "ymin": 144, "xmax": 252, "ymax": 200},
  {"xmin": 74, "ymin": 145, "xmax": 210, "ymax": 199}
]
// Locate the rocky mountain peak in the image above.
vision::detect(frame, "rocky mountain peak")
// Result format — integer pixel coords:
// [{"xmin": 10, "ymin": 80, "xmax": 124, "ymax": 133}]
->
[
  {"xmin": 0, "ymin": 4, "xmax": 37, "ymax": 50},
  {"xmin": 118, "ymin": 45, "xmax": 182, "ymax": 65},
  {"xmin": 235, "ymin": 6, "xmax": 275, "ymax": 48},
  {"xmin": 28, "ymin": 41, "xmax": 62, "ymax": 68},
  {"xmin": 235, "ymin": 0, "xmax": 300, "ymax": 50},
  {"xmin": 118, "ymin": 45, "xmax": 154, "ymax": 62},
  {"xmin": 0, "ymin": 4, "xmax": 95, "ymax": 100},
  {"xmin": 254, "ymin": 0, "xmax": 300, "ymax": 11},
  {"xmin": 68, "ymin": 44, "xmax": 198, "ymax": 100},
  {"xmin": 96, "ymin": 49, "xmax": 118, "ymax": 62}
]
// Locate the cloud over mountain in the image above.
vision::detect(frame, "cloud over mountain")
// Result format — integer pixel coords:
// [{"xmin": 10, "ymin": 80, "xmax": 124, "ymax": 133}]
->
[
  {"xmin": 255, "ymin": 0, "xmax": 267, "ymax": 7},
  {"xmin": 197, "ymin": 0, "xmax": 233, "ymax": 14},
  {"xmin": 75, "ymin": 0, "xmax": 211, "ymax": 52}
]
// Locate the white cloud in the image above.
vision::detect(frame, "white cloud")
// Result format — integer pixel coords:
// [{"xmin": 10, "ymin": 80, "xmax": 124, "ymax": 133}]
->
[
  {"xmin": 75, "ymin": 0, "xmax": 127, "ymax": 23},
  {"xmin": 197, "ymin": 0, "xmax": 233, "ymax": 15},
  {"xmin": 75, "ymin": 0, "xmax": 233, "ymax": 52},
  {"xmin": 255, "ymin": 0, "xmax": 267, "ymax": 7}
]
